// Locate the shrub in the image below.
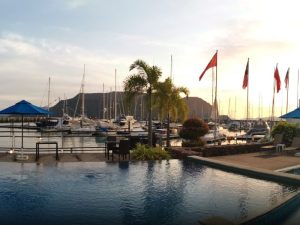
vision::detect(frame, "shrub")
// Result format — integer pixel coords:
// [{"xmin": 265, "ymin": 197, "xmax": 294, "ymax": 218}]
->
[
  {"xmin": 179, "ymin": 118, "xmax": 209, "ymax": 141},
  {"xmin": 131, "ymin": 144, "xmax": 171, "ymax": 160},
  {"xmin": 182, "ymin": 138, "xmax": 206, "ymax": 147},
  {"xmin": 271, "ymin": 121, "xmax": 298, "ymax": 146}
]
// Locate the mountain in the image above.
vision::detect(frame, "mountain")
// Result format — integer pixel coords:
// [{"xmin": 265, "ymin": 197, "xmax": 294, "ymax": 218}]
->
[
  {"xmin": 183, "ymin": 97, "xmax": 211, "ymax": 119},
  {"xmin": 50, "ymin": 92, "xmax": 212, "ymax": 120}
]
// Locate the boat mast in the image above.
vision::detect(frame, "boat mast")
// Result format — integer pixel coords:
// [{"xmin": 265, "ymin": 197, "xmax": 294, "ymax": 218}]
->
[
  {"xmin": 109, "ymin": 87, "xmax": 112, "ymax": 120},
  {"xmin": 297, "ymin": 69, "xmax": 299, "ymax": 108},
  {"xmin": 140, "ymin": 95, "xmax": 143, "ymax": 120},
  {"xmin": 103, "ymin": 83, "xmax": 105, "ymax": 119},
  {"xmin": 63, "ymin": 93, "xmax": 67, "ymax": 115},
  {"xmin": 258, "ymin": 94, "xmax": 261, "ymax": 119},
  {"xmin": 114, "ymin": 69, "xmax": 117, "ymax": 119},
  {"xmin": 228, "ymin": 98, "xmax": 231, "ymax": 118},
  {"xmin": 170, "ymin": 55, "xmax": 173, "ymax": 81},
  {"xmin": 81, "ymin": 64, "xmax": 86, "ymax": 118},
  {"xmin": 47, "ymin": 77, "xmax": 51, "ymax": 117}
]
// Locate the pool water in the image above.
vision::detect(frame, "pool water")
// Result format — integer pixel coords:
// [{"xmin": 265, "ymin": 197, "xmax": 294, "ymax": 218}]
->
[
  {"xmin": 286, "ymin": 168, "xmax": 300, "ymax": 176},
  {"xmin": 0, "ymin": 160, "xmax": 298, "ymax": 225}
]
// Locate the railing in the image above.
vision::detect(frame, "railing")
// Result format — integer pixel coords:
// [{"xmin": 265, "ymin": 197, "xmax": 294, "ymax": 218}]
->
[{"xmin": 0, "ymin": 146, "xmax": 106, "ymax": 154}]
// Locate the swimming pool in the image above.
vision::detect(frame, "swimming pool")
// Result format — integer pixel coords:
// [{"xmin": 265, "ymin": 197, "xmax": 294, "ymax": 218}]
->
[
  {"xmin": 0, "ymin": 159, "xmax": 298, "ymax": 225},
  {"xmin": 286, "ymin": 167, "xmax": 300, "ymax": 176}
]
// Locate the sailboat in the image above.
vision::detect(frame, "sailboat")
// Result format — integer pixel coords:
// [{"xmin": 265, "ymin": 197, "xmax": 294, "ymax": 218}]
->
[
  {"xmin": 202, "ymin": 98, "xmax": 226, "ymax": 144},
  {"xmin": 36, "ymin": 77, "xmax": 71, "ymax": 132},
  {"xmin": 70, "ymin": 65, "xmax": 96, "ymax": 134}
]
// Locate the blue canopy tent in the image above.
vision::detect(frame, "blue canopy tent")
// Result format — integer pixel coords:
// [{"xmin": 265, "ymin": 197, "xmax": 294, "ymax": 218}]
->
[
  {"xmin": 0, "ymin": 100, "xmax": 49, "ymax": 149},
  {"xmin": 280, "ymin": 107, "xmax": 300, "ymax": 119}
]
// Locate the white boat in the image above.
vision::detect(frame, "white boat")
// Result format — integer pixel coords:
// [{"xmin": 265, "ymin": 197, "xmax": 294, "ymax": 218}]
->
[
  {"xmin": 202, "ymin": 129, "xmax": 226, "ymax": 144},
  {"xmin": 237, "ymin": 119, "xmax": 270, "ymax": 141}
]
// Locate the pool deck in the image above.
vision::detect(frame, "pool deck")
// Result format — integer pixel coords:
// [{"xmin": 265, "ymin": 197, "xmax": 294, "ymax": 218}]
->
[
  {"xmin": 210, "ymin": 152, "xmax": 300, "ymax": 171},
  {"xmin": 0, "ymin": 151, "xmax": 299, "ymax": 171}
]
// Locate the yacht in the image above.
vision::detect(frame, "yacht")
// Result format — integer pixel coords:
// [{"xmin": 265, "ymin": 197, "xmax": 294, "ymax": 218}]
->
[
  {"xmin": 201, "ymin": 122, "xmax": 226, "ymax": 144},
  {"xmin": 237, "ymin": 119, "xmax": 270, "ymax": 141}
]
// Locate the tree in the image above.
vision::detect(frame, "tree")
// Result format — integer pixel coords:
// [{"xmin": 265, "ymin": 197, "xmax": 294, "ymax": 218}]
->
[
  {"xmin": 123, "ymin": 59, "xmax": 162, "ymax": 147},
  {"xmin": 271, "ymin": 121, "xmax": 297, "ymax": 146},
  {"xmin": 179, "ymin": 118, "xmax": 209, "ymax": 146},
  {"xmin": 154, "ymin": 78, "xmax": 189, "ymax": 147}
]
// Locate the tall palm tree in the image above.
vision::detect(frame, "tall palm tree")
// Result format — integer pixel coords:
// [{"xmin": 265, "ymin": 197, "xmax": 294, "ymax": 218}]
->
[
  {"xmin": 154, "ymin": 78, "xmax": 189, "ymax": 147},
  {"xmin": 123, "ymin": 59, "xmax": 162, "ymax": 147}
]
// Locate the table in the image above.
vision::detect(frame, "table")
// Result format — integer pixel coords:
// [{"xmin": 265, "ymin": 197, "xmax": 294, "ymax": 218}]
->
[{"xmin": 36, "ymin": 141, "xmax": 59, "ymax": 161}]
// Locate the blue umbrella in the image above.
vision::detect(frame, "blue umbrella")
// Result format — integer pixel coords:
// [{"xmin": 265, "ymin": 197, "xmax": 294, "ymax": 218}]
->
[
  {"xmin": 0, "ymin": 100, "xmax": 49, "ymax": 148},
  {"xmin": 280, "ymin": 107, "xmax": 300, "ymax": 119}
]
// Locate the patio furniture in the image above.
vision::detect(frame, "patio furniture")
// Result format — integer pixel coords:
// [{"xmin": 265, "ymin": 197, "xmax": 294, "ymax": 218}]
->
[
  {"xmin": 105, "ymin": 136, "xmax": 118, "ymax": 160},
  {"xmin": 283, "ymin": 137, "xmax": 300, "ymax": 153},
  {"xmin": 261, "ymin": 133, "xmax": 283, "ymax": 151},
  {"xmin": 112, "ymin": 139, "xmax": 130, "ymax": 161},
  {"xmin": 276, "ymin": 144, "xmax": 285, "ymax": 153}
]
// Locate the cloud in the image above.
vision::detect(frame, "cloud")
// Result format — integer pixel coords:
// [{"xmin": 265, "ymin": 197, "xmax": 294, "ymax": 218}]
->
[
  {"xmin": 0, "ymin": 32, "xmax": 41, "ymax": 56},
  {"xmin": 0, "ymin": 32, "xmax": 137, "ymax": 108},
  {"xmin": 64, "ymin": 0, "xmax": 89, "ymax": 9}
]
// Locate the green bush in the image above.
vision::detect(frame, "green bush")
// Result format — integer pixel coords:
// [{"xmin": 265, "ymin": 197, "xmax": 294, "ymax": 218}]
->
[
  {"xmin": 179, "ymin": 118, "xmax": 209, "ymax": 141},
  {"xmin": 271, "ymin": 121, "xmax": 298, "ymax": 146},
  {"xmin": 182, "ymin": 139, "xmax": 206, "ymax": 147},
  {"xmin": 131, "ymin": 144, "xmax": 171, "ymax": 160}
]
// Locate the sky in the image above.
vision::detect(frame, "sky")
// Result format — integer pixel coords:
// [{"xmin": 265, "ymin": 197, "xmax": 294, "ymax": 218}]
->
[{"xmin": 1, "ymin": 0, "xmax": 300, "ymax": 119}]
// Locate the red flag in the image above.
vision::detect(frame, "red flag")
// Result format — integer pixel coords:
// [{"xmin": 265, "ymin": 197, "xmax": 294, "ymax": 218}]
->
[
  {"xmin": 274, "ymin": 65, "xmax": 281, "ymax": 93},
  {"xmin": 199, "ymin": 51, "xmax": 217, "ymax": 80},
  {"xmin": 242, "ymin": 58, "xmax": 249, "ymax": 89},
  {"xmin": 285, "ymin": 68, "xmax": 289, "ymax": 89}
]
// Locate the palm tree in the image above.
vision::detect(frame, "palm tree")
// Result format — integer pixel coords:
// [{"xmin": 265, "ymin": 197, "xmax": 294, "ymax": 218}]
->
[
  {"xmin": 154, "ymin": 78, "xmax": 189, "ymax": 147},
  {"xmin": 123, "ymin": 59, "xmax": 162, "ymax": 147}
]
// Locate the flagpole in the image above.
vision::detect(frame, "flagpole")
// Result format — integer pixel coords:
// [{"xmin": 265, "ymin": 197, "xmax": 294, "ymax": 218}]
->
[
  {"xmin": 246, "ymin": 58, "xmax": 249, "ymax": 123},
  {"xmin": 212, "ymin": 68, "xmax": 214, "ymax": 113},
  {"xmin": 286, "ymin": 68, "xmax": 289, "ymax": 113},
  {"xmin": 271, "ymin": 78, "xmax": 275, "ymax": 126},
  {"xmin": 214, "ymin": 50, "xmax": 218, "ymax": 141},
  {"xmin": 271, "ymin": 65, "xmax": 277, "ymax": 127}
]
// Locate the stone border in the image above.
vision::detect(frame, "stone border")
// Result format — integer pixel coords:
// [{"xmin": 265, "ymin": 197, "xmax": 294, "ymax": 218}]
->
[
  {"xmin": 188, "ymin": 156, "xmax": 300, "ymax": 186},
  {"xmin": 276, "ymin": 165, "xmax": 300, "ymax": 173},
  {"xmin": 240, "ymin": 191, "xmax": 300, "ymax": 225}
]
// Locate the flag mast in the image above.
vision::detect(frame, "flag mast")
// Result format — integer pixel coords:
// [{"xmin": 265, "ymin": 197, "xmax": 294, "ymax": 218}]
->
[
  {"xmin": 242, "ymin": 58, "xmax": 249, "ymax": 124},
  {"xmin": 246, "ymin": 58, "xmax": 249, "ymax": 123},
  {"xmin": 271, "ymin": 70, "xmax": 275, "ymax": 126},
  {"xmin": 212, "ymin": 69, "xmax": 214, "ymax": 111},
  {"xmin": 199, "ymin": 50, "xmax": 218, "ymax": 127},
  {"xmin": 214, "ymin": 50, "xmax": 218, "ymax": 131},
  {"xmin": 285, "ymin": 68, "xmax": 289, "ymax": 113},
  {"xmin": 272, "ymin": 64, "xmax": 281, "ymax": 127}
]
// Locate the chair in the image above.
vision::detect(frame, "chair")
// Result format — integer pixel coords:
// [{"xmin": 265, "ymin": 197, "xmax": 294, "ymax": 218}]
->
[
  {"xmin": 112, "ymin": 139, "xmax": 130, "ymax": 161},
  {"xmin": 261, "ymin": 133, "xmax": 283, "ymax": 151},
  {"xmin": 106, "ymin": 136, "xmax": 117, "ymax": 159},
  {"xmin": 283, "ymin": 137, "xmax": 300, "ymax": 153}
]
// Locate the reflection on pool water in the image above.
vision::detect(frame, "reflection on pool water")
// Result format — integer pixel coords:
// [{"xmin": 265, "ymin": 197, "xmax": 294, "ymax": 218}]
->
[{"xmin": 0, "ymin": 160, "xmax": 298, "ymax": 225}]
